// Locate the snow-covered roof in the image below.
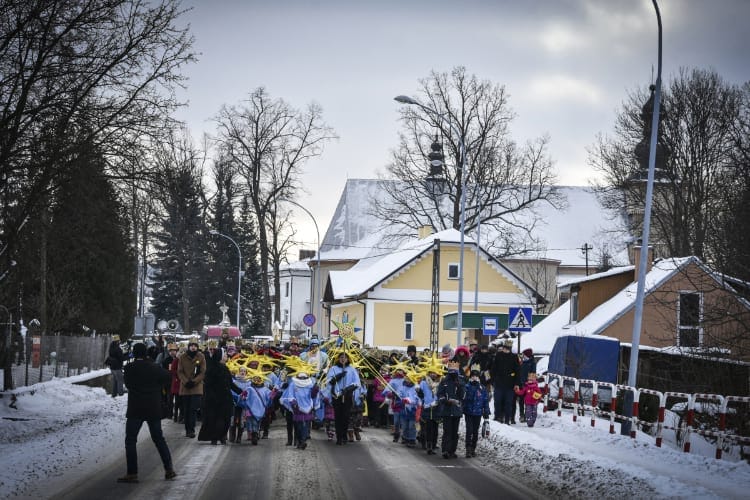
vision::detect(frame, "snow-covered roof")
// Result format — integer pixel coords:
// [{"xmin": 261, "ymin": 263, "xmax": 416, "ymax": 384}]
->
[
  {"xmin": 559, "ymin": 265, "xmax": 635, "ymax": 288},
  {"xmin": 328, "ymin": 228, "xmax": 472, "ymax": 299},
  {"xmin": 528, "ymin": 257, "xmax": 696, "ymax": 354},
  {"xmin": 319, "ymin": 179, "xmax": 630, "ymax": 267}
]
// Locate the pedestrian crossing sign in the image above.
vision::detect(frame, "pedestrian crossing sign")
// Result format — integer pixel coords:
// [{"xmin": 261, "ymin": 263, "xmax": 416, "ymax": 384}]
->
[{"xmin": 508, "ymin": 307, "xmax": 533, "ymax": 332}]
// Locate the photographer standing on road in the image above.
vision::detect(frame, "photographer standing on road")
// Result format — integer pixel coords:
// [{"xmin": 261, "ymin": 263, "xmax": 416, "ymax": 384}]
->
[{"xmin": 117, "ymin": 343, "xmax": 176, "ymax": 484}]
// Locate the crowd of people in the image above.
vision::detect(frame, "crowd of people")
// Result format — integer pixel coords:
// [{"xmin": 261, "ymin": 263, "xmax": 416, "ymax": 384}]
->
[{"xmin": 108, "ymin": 331, "xmax": 541, "ymax": 482}]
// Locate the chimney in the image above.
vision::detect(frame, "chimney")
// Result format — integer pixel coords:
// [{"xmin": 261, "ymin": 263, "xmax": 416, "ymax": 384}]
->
[
  {"xmin": 299, "ymin": 249, "xmax": 316, "ymax": 261},
  {"xmin": 631, "ymin": 245, "xmax": 654, "ymax": 279},
  {"xmin": 418, "ymin": 225, "xmax": 434, "ymax": 239}
]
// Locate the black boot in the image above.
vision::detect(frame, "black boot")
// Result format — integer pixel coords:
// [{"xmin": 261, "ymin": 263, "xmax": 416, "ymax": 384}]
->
[{"xmin": 392, "ymin": 432, "xmax": 400, "ymax": 443}]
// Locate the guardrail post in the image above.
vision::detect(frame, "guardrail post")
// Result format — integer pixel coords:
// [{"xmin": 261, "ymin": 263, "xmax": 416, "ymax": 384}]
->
[
  {"xmin": 684, "ymin": 396, "xmax": 694, "ymax": 453},
  {"xmin": 590, "ymin": 381, "xmax": 598, "ymax": 427}
]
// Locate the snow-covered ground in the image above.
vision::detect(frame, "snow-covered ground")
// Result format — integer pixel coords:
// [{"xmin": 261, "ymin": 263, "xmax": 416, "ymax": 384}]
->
[{"xmin": 1, "ymin": 371, "xmax": 749, "ymax": 499}]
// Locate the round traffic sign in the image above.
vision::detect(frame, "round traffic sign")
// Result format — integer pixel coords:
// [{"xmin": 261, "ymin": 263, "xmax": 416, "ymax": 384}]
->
[{"xmin": 303, "ymin": 313, "xmax": 316, "ymax": 327}]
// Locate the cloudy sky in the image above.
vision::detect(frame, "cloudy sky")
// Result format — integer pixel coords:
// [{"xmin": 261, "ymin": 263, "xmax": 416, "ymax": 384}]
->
[{"xmin": 174, "ymin": 0, "xmax": 750, "ymax": 256}]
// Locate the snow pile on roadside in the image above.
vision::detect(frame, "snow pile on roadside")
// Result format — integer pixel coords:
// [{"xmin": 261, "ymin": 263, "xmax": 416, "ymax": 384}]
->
[
  {"xmin": 0, "ymin": 374, "xmax": 125, "ymax": 499},
  {"xmin": 475, "ymin": 411, "xmax": 750, "ymax": 499}
]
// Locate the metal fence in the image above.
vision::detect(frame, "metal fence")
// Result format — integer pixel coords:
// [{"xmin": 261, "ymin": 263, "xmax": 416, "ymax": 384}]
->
[{"xmin": 1, "ymin": 333, "xmax": 112, "ymax": 389}]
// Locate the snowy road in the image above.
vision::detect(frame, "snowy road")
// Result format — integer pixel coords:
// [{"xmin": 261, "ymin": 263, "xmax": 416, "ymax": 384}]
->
[
  {"xmin": 3, "ymin": 376, "xmax": 750, "ymax": 499},
  {"xmin": 48, "ymin": 419, "xmax": 541, "ymax": 500}
]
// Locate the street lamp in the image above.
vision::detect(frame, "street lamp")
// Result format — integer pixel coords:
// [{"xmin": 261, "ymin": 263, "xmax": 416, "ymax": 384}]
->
[
  {"xmin": 395, "ymin": 95, "xmax": 468, "ymax": 349},
  {"xmin": 209, "ymin": 231, "xmax": 243, "ymax": 329},
  {"xmin": 628, "ymin": 0, "xmax": 663, "ymax": 389},
  {"xmin": 283, "ymin": 199, "xmax": 322, "ymax": 339}
]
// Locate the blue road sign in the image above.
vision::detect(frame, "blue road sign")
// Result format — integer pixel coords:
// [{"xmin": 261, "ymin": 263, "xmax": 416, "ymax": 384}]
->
[
  {"xmin": 482, "ymin": 316, "xmax": 499, "ymax": 336},
  {"xmin": 508, "ymin": 307, "xmax": 533, "ymax": 332}
]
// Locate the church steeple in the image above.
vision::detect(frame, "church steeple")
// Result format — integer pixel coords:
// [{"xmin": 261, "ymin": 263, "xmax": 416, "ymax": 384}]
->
[
  {"xmin": 425, "ymin": 134, "xmax": 447, "ymax": 196},
  {"xmin": 632, "ymin": 84, "xmax": 670, "ymax": 181}
]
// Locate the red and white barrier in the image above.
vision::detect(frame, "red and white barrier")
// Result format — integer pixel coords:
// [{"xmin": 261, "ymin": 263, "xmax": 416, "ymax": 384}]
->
[
  {"xmin": 595, "ymin": 381, "xmax": 618, "ymax": 434},
  {"xmin": 546, "ymin": 373, "xmax": 749, "ymax": 460},
  {"xmin": 638, "ymin": 388, "xmax": 665, "ymax": 447}
]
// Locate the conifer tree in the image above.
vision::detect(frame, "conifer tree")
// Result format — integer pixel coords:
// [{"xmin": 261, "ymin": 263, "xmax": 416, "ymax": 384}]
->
[
  {"xmin": 47, "ymin": 138, "xmax": 135, "ymax": 334},
  {"xmin": 150, "ymin": 156, "xmax": 208, "ymax": 334},
  {"xmin": 237, "ymin": 195, "xmax": 267, "ymax": 337}
]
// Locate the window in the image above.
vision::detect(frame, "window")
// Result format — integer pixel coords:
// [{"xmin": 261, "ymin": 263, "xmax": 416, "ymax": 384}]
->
[
  {"xmin": 678, "ymin": 292, "xmax": 702, "ymax": 348},
  {"xmin": 283, "ymin": 309, "xmax": 289, "ymax": 327},
  {"xmin": 404, "ymin": 312, "xmax": 414, "ymax": 340},
  {"xmin": 448, "ymin": 263, "xmax": 460, "ymax": 279},
  {"xmin": 569, "ymin": 291, "xmax": 579, "ymax": 324},
  {"xmin": 285, "ymin": 281, "xmax": 289, "ymax": 297}
]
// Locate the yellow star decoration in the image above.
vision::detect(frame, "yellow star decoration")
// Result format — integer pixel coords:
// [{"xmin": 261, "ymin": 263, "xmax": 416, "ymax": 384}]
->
[
  {"xmin": 226, "ymin": 352, "xmax": 280, "ymax": 375},
  {"xmin": 416, "ymin": 351, "xmax": 447, "ymax": 379}
]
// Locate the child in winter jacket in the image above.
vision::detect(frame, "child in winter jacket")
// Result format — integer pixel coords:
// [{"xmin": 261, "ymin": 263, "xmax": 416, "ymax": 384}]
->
[
  {"xmin": 514, "ymin": 372, "xmax": 543, "ymax": 427},
  {"xmin": 239, "ymin": 374, "xmax": 273, "ymax": 444},
  {"xmin": 383, "ymin": 367, "xmax": 406, "ymax": 443},
  {"xmin": 462, "ymin": 369, "xmax": 490, "ymax": 457},
  {"xmin": 280, "ymin": 371, "xmax": 319, "ymax": 449},
  {"xmin": 397, "ymin": 375, "xmax": 421, "ymax": 447}
]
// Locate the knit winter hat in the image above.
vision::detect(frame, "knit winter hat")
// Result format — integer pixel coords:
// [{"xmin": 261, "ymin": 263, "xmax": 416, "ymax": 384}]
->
[{"xmin": 522, "ymin": 348, "xmax": 533, "ymax": 358}]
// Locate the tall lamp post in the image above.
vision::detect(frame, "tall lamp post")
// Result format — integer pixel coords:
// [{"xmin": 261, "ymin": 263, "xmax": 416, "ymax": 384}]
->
[
  {"xmin": 628, "ymin": 0, "xmax": 663, "ymax": 389},
  {"xmin": 283, "ymin": 199, "xmax": 322, "ymax": 339},
  {"xmin": 209, "ymin": 231, "xmax": 243, "ymax": 329},
  {"xmin": 395, "ymin": 95, "xmax": 467, "ymax": 348},
  {"xmin": 622, "ymin": 0, "xmax": 662, "ymax": 436}
]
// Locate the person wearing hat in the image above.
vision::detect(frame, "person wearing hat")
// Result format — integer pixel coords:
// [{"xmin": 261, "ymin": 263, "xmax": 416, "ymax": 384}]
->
[
  {"xmin": 470, "ymin": 344, "xmax": 494, "ymax": 391},
  {"xmin": 198, "ymin": 348, "xmax": 239, "ymax": 445},
  {"xmin": 440, "ymin": 344, "xmax": 455, "ymax": 365},
  {"xmin": 418, "ymin": 368, "xmax": 442, "ymax": 455},
  {"xmin": 437, "ymin": 361, "xmax": 465, "ymax": 459},
  {"xmin": 299, "ymin": 338, "xmax": 328, "ymax": 374},
  {"xmin": 327, "ymin": 351, "xmax": 361, "ymax": 445},
  {"xmin": 177, "ymin": 341, "xmax": 206, "ymax": 438},
  {"xmin": 490, "ymin": 340, "xmax": 520, "ymax": 424},
  {"xmin": 117, "ymin": 343, "xmax": 176, "ymax": 483},
  {"xmin": 462, "ymin": 367, "xmax": 490, "ymax": 458},
  {"xmin": 106, "ymin": 334, "xmax": 126, "ymax": 398},
  {"xmin": 404, "ymin": 345, "xmax": 419, "ymax": 367},
  {"xmin": 280, "ymin": 370, "xmax": 319, "ymax": 449},
  {"xmin": 159, "ymin": 343, "xmax": 179, "ymax": 420},
  {"xmin": 516, "ymin": 348, "xmax": 537, "ymax": 420}
]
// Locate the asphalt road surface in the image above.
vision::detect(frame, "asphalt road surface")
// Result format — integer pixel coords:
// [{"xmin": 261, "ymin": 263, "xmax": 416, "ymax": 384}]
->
[{"xmin": 51, "ymin": 417, "xmax": 543, "ymax": 500}]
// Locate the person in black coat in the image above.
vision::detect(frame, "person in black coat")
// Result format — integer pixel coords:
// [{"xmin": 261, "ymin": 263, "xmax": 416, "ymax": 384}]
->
[
  {"xmin": 198, "ymin": 348, "xmax": 240, "ymax": 445},
  {"xmin": 107, "ymin": 335, "xmax": 126, "ymax": 397},
  {"xmin": 437, "ymin": 362, "xmax": 465, "ymax": 459},
  {"xmin": 117, "ymin": 343, "xmax": 175, "ymax": 483},
  {"xmin": 490, "ymin": 341, "xmax": 520, "ymax": 424}
]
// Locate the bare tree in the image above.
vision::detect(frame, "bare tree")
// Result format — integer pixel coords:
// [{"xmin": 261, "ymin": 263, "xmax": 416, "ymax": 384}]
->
[
  {"xmin": 380, "ymin": 67, "xmax": 561, "ymax": 257},
  {"xmin": 590, "ymin": 68, "xmax": 746, "ymax": 262},
  {"xmin": 0, "ymin": 0, "xmax": 195, "ymax": 263},
  {"xmin": 214, "ymin": 87, "xmax": 336, "ymax": 332}
]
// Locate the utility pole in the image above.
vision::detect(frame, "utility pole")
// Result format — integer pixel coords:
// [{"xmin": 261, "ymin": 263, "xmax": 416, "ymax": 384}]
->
[{"xmin": 581, "ymin": 243, "xmax": 593, "ymax": 276}]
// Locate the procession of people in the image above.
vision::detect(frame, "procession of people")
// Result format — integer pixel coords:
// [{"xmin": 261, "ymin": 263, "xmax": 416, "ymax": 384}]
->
[{"xmin": 115, "ymin": 328, "xmax": 540, "ymax": 482}]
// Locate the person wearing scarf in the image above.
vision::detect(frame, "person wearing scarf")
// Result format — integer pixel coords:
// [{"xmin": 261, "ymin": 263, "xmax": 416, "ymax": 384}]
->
[
  {"xmin": 280, "ymin": 371, "xmax": 319, "ymax": 450},
  {"xmin": 326, "ymin": 352, "xmax": 361, "ymax": 445}
]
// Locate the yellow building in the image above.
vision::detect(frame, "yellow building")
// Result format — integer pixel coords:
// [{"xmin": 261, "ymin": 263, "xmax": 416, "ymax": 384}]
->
[{"xmin": 323, "ymin": 228, "xmax": 542, "ymax": 350}]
